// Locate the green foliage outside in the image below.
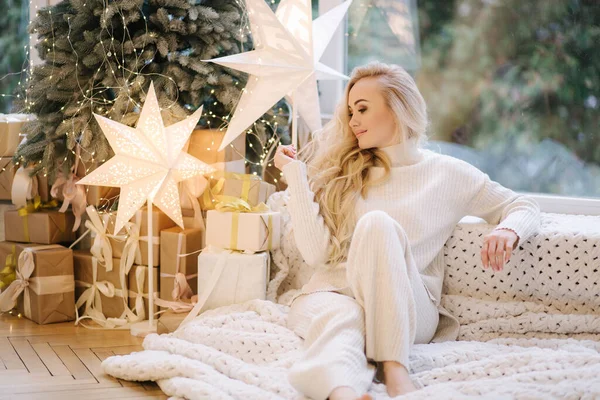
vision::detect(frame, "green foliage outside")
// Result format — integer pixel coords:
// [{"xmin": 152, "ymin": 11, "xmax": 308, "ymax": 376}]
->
[{"xmin": 0, "ymin": 0, "xmax": 28, "ymax": 114}]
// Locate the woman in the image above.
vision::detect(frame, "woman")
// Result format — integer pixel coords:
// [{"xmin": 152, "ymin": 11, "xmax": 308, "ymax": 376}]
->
[{"xmin": 274, "ymin": 62, "xmax": 540, "ymax": 400}]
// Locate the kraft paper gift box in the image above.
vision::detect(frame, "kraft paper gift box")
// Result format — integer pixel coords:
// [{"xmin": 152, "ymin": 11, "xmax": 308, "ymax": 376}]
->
[
  {"xmin": 205, "ymin": 209, "xmax": 280, "ymax": 252},
  {"xmin": 196, "ymin": 247, "xmax": 270, "ymax": 313},
  {"xmin": 73, "ymin": 251, "xmax": 128, "ymax": 319},
  {"xmin": 4, "ymin": 209, "xmax": 76, "ymax": 244},
  {"xmin": 186, "ymin": 129, "xmax": 246, "ymax": 174},
  {"xmin": 201, "ymin": 174, "xmax": 276, "ymax": 210},
  {"xmin": 0, "ymin": 114, "xmax": 33, "ymax": 156},
  {"xmin": 0, "ymin": 202, "xmax": 16, "ymax": 242},
  {"xmin": 108, "ymin": 207, "xmax": 176, "ymax": 266},
  {"xmin": 157, "ymin": 305, "xmax": 192, "ymax": 334},
  {"xmin": 159, "ymin": 227, "xmax": 202, "ymax": 304},
  {"xmin": 0, "ymin": 158, "xmax": 16, "ymax": 200},
  {"xmin": 0, "ymin": 243, "xmax": 75, "ymax": 325},
  {"xmin": 128, "ymin": 265, "xmax": 159, "ymax": 319},
  {"xmin": 85, "ymin": 186, "xmax": 120, "ymax": 208}
]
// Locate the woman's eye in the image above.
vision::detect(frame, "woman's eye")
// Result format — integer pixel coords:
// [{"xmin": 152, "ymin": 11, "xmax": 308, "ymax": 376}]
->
[{"xmin": 358, "ymin": 109, "xmax": 366, "ymax": 113}]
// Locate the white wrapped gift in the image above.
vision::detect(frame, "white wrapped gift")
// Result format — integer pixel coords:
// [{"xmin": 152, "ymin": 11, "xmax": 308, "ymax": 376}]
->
[
  {"xmin": 205, "ymin": 209, "xmax": 280, "ymax": 252},
  {"xmin": 195, "ymin": 246, "xmax": 270, "ymax": 313}
]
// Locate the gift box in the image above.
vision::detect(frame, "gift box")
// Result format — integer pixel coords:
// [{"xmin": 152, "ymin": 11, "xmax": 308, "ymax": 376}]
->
[
  {"xmin": 186, "ymin": 129, "xmax": 246, "ymax": 174},
  {"xmin": 196, "ymin": 248, "xmax": 270, "ymax": 313},
  {"xmin": 108, "ymin": 207, "xmax": 176, "ymax": 266},
  {"xmin": 201, "ymin": 173, "xmax": 276, "ymax": 210},
  {"xmin": 0, "ymin": 202, "xmax": 16, "ymax": 241},
  {"xmin": 205, "ymin": 209, "xmax": 280, "ymax": 252},
  {"xmin": 160, "ymin": 227, "xmax": 202, "ymax": 304},
  {"xmin": 0, "ymin": 158, "xmax": 17, "ymax": 200},
  {"xmin": 0, "ymin": 114, "xmax": 33, "ymax": 156},
  {"xmin": 85, "ymin": 186, "xmax": 120, "ymax": 208},
  {"xmin": 0, "ymin": 243, "xmax": 75, "ymax": 324},
  {"xmin": 128, "ymin": 265, "xmax": 159, "ymax": 319},
  {"xmin": 73, "ymin": 251, "xmax": 128, "ymax": 319},
  {"xmin": 4, "ymin": 209, "xmax": 76, "ymax": 244},
  {"xmin": 157, "ymin": 307, "xmax": 190, "ymax": 334}
]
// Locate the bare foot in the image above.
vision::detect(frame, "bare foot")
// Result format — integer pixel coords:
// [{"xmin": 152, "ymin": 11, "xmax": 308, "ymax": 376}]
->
[
  {"xmin": 382, "ymin": 361, "xmax": 418, "ymax": 398},
  {"xmin": 328, "ymin": 386, "xmax": 373, "ymax": 400}
]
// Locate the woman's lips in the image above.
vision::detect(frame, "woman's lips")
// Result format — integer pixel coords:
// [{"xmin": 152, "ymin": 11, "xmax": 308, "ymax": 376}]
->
[{"xmin": 355, "ymin": 130, "xmax": 367, "ymax": 138}]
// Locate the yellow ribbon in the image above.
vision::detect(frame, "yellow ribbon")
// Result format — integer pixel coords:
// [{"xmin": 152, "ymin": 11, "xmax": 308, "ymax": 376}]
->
[
  {"xmin": 0, "ymin": 245, "xmax": 17, "ymax": 290},
  {"xmin": 0, "ymin": 245, "xmax": 75, "ymax": 319},
  {"xmin": 200, "ymin": 172, "xmax": 261, "ymax": 210}
]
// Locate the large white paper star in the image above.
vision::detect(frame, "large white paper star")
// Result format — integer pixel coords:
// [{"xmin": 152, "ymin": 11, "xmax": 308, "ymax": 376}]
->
[
  {"xmin": 206, "ymin": 0, "xmax": 353, "ymax": 151},
  {"xmin": 77, "ymin": 82, "xmax": 215, "ymax": 235}
]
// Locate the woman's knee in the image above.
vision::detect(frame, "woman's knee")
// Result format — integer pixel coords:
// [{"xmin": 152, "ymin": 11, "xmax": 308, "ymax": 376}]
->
[
  {"xmin": 354, "ymin": 210, "xmax": 407, "ymax": 239},
  {"xmin": 288, "ymin": 293, "xmax": 365, "ymax": 340}
]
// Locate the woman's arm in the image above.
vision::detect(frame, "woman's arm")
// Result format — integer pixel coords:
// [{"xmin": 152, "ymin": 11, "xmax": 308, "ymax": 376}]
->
[
  {"xmin": 282, "ymin": 160, "xmax": 332, "ymax": 267},
  {"xmin": 467, "ymin": 172, "xmax": 541, "ymax": 246}
]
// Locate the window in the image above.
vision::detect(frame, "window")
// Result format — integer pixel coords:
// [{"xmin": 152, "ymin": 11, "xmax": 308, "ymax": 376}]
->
[
  {"xmin": 0, "ymin": 0, "xmax": 29, "ymax": 113},
  {"xmin": 320, "ymin": 0, "xmax": 600, "ymax": 214}
]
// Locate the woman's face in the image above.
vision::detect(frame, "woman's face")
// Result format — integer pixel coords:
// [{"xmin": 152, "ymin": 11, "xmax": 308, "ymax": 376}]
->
[{"xmin": 348, "ymin": 77, "xmax": 400, "ymax": 149}]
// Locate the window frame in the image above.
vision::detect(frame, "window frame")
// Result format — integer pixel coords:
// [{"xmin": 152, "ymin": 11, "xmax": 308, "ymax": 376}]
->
[{"xmin": 318, "ymin": 0, "xmax": 600, "ymax": 216}]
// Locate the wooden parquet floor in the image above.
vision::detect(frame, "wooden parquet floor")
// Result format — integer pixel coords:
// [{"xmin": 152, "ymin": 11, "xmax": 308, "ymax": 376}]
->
[{"xmin": 0, "ymin": 313, "xmax": 167, "ymax": 399}]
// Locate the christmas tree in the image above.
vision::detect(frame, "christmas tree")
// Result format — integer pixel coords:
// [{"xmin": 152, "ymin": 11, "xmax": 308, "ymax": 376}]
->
[{"xmin": 15, "ymin": 0, "xmax": 289, "ymax": 182}]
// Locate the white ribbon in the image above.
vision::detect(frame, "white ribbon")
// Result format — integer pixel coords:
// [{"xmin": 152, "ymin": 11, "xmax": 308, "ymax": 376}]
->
[
  {"xmin": 71, "ymin": 206, "xmax": 128, "ymax": 273},
  {"xmin": 11, "ymin": 166, "xmax": 39, "ymax": 208},
  {"xmin": 74, "ymin": 257, "xmax": 130, "ymax": 329},
  {"xmin": 51, "ymin": 173, "xmax": 87, "ymax": 231},
  {"xmin": 180, "ymin": 246, "xmax": 232, "ymax": 328}
]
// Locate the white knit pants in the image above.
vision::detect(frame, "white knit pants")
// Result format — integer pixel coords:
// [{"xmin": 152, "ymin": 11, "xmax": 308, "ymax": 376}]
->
[{"xmin": 287, "ymin": 211, "xmax": 440, "ymax": 400}]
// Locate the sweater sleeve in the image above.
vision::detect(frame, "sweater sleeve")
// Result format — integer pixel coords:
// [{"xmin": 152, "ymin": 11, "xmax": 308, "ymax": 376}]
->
[
  {"xmin": 281, "ymin": 160, "xmax": 331, "ymax": 266},
  {"xmin": 467, "ymin": 172, "xmax": 541, "ymax": 246}
]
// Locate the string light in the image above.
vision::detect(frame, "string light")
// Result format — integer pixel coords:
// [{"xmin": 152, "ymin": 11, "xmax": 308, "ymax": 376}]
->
[{"xmin": 1, "ymin": 0, "xmax": 289, "ymax": 187}]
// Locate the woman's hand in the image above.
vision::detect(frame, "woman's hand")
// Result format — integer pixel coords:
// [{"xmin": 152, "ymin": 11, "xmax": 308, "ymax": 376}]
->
[
  {"xmin": 274, "ymin": 144, "xmax": 297, "ymax": 171},
  {"xmin": 481, "ymin": 228, "xmax": 519, "ymax": 272}
]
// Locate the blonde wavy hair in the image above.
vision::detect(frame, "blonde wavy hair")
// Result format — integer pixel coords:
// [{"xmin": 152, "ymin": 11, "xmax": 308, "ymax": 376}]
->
[{"xmin": 297, "ymin": 62, "xmax": 429, "ymax": 266}]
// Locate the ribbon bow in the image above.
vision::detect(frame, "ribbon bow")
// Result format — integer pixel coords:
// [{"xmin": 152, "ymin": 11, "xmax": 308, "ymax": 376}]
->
[
  {"xmin": 11, "ymin": 166, "xmax": 40, "ymax": 209},
  {"xmin": 17, "ymin": 196, "xmax": 58, "ymax": 216},
  {"xmin": 51, "ymin": 173, "xmax": 87, "ymax": 232},
  {"xmin": 74, "ymin": 257, "xmax": 129, "ymax": 329},
  {"xmin": 179, "ymin": 176, "xmax": 207, "ymax": 230},
  {"xmin": 214, "ymin": 196, "xmax": 270, "ymax": 213}
]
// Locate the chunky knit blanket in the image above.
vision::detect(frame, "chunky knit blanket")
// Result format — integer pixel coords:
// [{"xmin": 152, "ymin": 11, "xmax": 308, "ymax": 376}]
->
[{"xmin": 102, "ymin": 193, "xmax": 600, "ymax": 399}]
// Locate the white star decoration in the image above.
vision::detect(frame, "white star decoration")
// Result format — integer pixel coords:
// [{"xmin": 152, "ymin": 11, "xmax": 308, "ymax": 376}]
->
[
  {"xmin": 205, "ymin": 0, "xmax": 353, "ymax": 151},
  {"xmin": 77, "ymin": 82, "xmax": 215, "ymax": 235}
]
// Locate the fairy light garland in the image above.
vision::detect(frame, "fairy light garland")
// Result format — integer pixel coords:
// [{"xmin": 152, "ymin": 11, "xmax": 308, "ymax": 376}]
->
[{"xmin": 1, "ymin": 0, "xmax": 292, "ymax": 200}]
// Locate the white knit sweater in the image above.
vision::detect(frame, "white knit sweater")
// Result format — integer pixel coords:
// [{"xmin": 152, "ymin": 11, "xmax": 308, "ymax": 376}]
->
[{"xmin": 282, "ymin": 137, "xmax": 541, "ymax": 341}]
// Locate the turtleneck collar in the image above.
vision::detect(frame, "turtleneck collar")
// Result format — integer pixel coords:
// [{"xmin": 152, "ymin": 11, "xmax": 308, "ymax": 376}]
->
[{"xmin": 378, "ymin": 137, "xmax": 424, "ymax": 167}]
